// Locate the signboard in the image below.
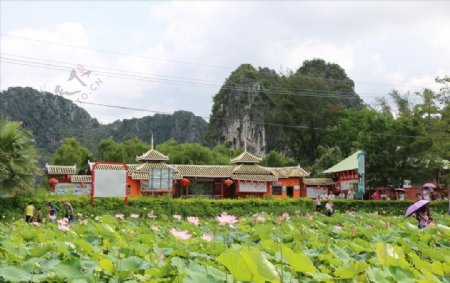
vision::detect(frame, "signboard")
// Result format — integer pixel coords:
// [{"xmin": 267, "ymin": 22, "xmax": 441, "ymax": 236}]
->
[
  {"xmin": 239, "ymin": 182, "xmax": 267, "ymax": 193},
  {"xmin": 306, "ymin": 187, "xmax": 326, "ymax": 198},
  {"xmin": 357, "ymin": 151, "xmax": 365, "ymax": 196},
  {"xmin": 403, "ymin": 180, "xmax": 412, "ymax": 189},
  {"xmin": 55, "ymin": 183, "xmax": 91, "ymax": 196}
]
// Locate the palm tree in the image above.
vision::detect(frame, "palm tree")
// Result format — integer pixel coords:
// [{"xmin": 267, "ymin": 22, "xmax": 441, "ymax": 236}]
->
[{"xmin": 0, "ymin": 119, "xmax": 39, "ymax": 195}]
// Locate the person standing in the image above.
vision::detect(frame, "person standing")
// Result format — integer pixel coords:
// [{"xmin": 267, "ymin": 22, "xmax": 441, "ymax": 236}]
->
[
  {"xmin": 35, "ymin": 208, "xmax": 43, "ymax": 223},
  {"xmin": 325, "ymin": 201, "xmax": 334, "ymax": 216},
  {"xmin": 314, "ymin": 196, "xmax": 321, "ymax": 212},
  {"xmin": 45, "ymin": 201, "xmax": 59, "ymax": 221},
  {"xmin": 24, "ymin": 202, "xmax": 35, "ymax": 223},
  {"xmin": 61, "ymin": 199, "xmax": 75, "ymax": 223}
]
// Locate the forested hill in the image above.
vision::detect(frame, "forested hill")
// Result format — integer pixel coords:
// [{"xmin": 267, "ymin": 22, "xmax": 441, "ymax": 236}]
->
[
  {"xmin": 0, "ymin": 87, "xmax": 208, "ymax": 164},
  {"xmin": 206, "ymin": 59, "xmax": 364, "ymax": 164}
]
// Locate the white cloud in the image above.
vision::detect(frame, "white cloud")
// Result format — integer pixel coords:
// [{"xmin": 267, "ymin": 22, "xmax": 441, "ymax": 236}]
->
[{"xmin": 1, "ymin": 1, "xmax": 450, "ymax": 123}]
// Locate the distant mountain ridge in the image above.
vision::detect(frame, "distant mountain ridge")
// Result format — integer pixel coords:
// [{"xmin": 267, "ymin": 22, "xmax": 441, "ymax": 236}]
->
[{"xmin": 0, "ymin": 87, "xmax": 208, "ymax": 164}]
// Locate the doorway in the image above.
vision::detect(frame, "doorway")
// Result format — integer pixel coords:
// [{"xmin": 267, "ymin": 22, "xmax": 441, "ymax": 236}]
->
[{"xmin": 286, "ymin": 186, "xmax": 294, "ymax": 197}]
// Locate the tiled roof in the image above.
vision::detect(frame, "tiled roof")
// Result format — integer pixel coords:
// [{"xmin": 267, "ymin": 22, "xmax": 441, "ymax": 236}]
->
[
  {"xmin": 94, "ymin": 164, "xmax": 127, "ymax": 170},
  {"xmin": 323, "ymin": 150, "xmax": 362, "ymax": 174},
  {"xmin": 172, "ymin": 171, "xmax": 183, "ymax": 180},
  {"xmin": 268, "ymin": 166, "xmax": 310, "ymax": 178},
  {"xmin": 232, "ymin": 174, "xmax": 278, "ymax": 182},
  {"xmin": 136, "ymin": 162, "xmax": 171, "ymax": 171},
  {"xmin": 126, "ymin": 164, "xmax": 139, "ymax": 175},
  {"xmin": 136, "ymin": 149, "xmax": 169, "ymax": 161},
  {"xmin": 304, "ymin": 178, "xmax": 335, "ymax": 186},
  {"xmin": 46, "ymin": 164, "xmax": 77, "ymax": 175},
  {"xmin": 132, "ymin": 172, "xmax": 149, "ymax": 180},
  {"xmin": 173, "ymin": 165, "xmax": 234, "ymax": 177},
  {"xmin": 70, "ymin": 175, "xmax": 92, "ymax": 183},
  {"xmin": 230, "ymin": 151, "xmax": 263, "ymax": 164},
  {"xmin": 131, "ymin": 169, "xmax": 182, "ymax": 180},
  {"xmin": 233, "ymin": 164, "xmax": 272, "ymax": 175}
]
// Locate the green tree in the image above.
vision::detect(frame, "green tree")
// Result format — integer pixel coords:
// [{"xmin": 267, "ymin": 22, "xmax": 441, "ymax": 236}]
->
[
  {"xmin": 326, "ymin": 108, "xmax": 377, "ymax": 157},
  {"xmin": 122, "ymin": 138, "xmax": 150, "ymax": 164},
  {"xmin": 261, "ymin": 151, "xmax": 296, "ymax": 167},
  {"xmin": 310, "ymin": 146, "xmax": 344, "ymax": 177},
  {"xmin": 51, "ymin": 137, "xmax": 93, "ymax": 170},
  {"xmin": 267, "ymin": 59, "xmax": 364, "ymax": 164},
  {"xmin": 97, "ymin": 138, "xmax": 126, "ymax": 162},
  {"xmin": 0, "ymin": 119, "xmax": 39, "ymax": 194}
]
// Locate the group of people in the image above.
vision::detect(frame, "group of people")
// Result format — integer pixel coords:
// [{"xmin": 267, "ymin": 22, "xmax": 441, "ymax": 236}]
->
[
  {"xmin": 24, "ymin": 199, "xmax": 75, "ymax": 223},
  {"xmin": 321, "ymin": 191, "xmax": 354, "ymax": 200},
  {"xmin": 314, "ymin": 196, "xmax": 334, "ymax": 217}
]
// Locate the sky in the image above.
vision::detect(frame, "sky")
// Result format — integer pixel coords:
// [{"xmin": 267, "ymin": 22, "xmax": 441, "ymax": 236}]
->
[{"xmin": 1, "ymin": 1, "xmax": 449, "ymax": 124}]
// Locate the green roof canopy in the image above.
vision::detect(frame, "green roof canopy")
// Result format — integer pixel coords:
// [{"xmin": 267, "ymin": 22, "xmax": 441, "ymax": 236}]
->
[{"xmin": 322, "ymin": 150, "xmax": 363, "ymax": 174}]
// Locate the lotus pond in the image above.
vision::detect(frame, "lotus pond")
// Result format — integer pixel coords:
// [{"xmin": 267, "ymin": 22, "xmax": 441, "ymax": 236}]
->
[{"xmin": 0, "ymin": 212, "xmax": 449, "ymax": 282}]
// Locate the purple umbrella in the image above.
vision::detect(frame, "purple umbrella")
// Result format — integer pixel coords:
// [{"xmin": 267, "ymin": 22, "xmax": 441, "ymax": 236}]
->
[
  {"xmin": 422, "ymin": 183, "xmax": 436, "ymax": 189},
  {"xmin": 405, "ymin": 200, "xmax": 430, "ymax": 217}
]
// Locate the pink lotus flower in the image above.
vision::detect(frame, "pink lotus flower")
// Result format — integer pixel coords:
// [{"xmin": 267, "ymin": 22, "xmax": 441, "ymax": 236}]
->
[
  {"xmin": 173, "ymin": 214, "xmax": 182, "ymax": 221},
  {"xmin": 157, "ymin": 252, "xmax": 164, "ymax": 261},
  {"xmin": 95, "ymin": 216, "xmax": 100, "ymax": 221},
  {"xmin": 130, "ymin": 213, "xmax": 140, "ymax": 219},
  {"xmin": 58, "ymin": 223, "xmax": 71, "ymax": 232},
  {"xmin": 216, "ymin": 212, "xmax": 238, "ymax": 226},
  {"xmin": 32, "ymin": 221, "xmax": 40, "ymax": 226},
  {"xmin": 255, "ymin": 215, "xmax": 266, "ymax": 223},
  {"xmin": 115, "ymin": 214, "xmax": 125, "ymax": 220},
  {"xmin": 282, "ymin": 212, "xmax": 290, "ymax": 220},
  {"xmin": 151, "ymin": 225, "xmax": 160, "ymax": 231},
  {"xmin": 57, "ymin": 218, "xmax": 69, "ymax": 225},
  {"xmin": 170, "ymin": 228, "xmax": 192, "ymax": 240},
  {"xmin": 187, "ymin": 216, "xmax": 200, "ymax": 226},
  {"xmin": 201, "ymin": 234, "xmax": 213, "ymax": 242}
]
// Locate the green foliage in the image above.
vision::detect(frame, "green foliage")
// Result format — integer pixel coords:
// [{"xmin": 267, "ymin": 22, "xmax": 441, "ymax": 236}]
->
[
  {"xmin": 0, "ymin": 119, "xmax": 39, "ymax": 195},
  {"xmin": 309, "ymin": 146, "xmax": 344, "ymax": 177},
  {"xmin": 97, "ymin": 137, "xmax": 126, "ymax": 162},
  {"xmin": 326, "ymin": 108, "xmax": 433, "ymax": 187},
  {"xmin": 51, "ymin": 137, "xmax": 93, "ymax": 170},
  {"xmin": 261, "ymin": 150, "xmax": 296, "ymax": 167},
  {"xmin": 0, "ymin": 196, "xmax": 448, "ymax": 221},
  {"xmin": 97, "ymin": 137, "xmax": 149, "ymax": 163},
  {"xmin": 156, "ymin": 139, "xmax": 241, "ymax": 165},
  {"xmin": 0, "ymin": 203, "xmax": 449, "ymax": 282},
  {"xmin": 0, "ymin": 88, "xmax": 208, "ymax": 166}
]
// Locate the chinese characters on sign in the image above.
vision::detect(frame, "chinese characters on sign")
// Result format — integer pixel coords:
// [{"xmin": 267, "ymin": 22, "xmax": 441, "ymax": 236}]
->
[
  {"xmin": 54, "ymin": 64, "xmax": 103, "ymax": 102},
  {"xmin": 357, "ymin": 151, "xmax": 365, "ymax": 198}
]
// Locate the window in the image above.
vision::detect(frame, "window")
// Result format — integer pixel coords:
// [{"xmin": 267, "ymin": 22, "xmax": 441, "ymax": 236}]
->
[
  {"xmin": 272, "ymin": 186, "xmax": 282, "ymax": 195},
  {"xmin": 142, "ymin": 168, "xmax": 173, "ymax": 191}
]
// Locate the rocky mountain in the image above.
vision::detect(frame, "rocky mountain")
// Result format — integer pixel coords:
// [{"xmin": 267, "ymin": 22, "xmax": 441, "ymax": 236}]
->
[
  {"xmin": 0, "ymin": 87, "xmax": 208, "ymax": 164},
  {"xmin": 207, "ymin": 59, "xmax": 364, "ymax": 163}
]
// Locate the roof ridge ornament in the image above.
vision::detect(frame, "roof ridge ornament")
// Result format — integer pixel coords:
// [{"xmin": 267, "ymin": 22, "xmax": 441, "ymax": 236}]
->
[{"xmin": 151, "ymin": 134, "xmax": 154, "ymax": 150}]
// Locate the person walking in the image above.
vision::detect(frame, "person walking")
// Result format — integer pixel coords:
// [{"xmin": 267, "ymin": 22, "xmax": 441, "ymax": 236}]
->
[
  {"xmin": 61, "ymin": 199, "xmax": 75, "ymax": 223},
  {"xmin": 24, "ymin": 202, "xmax": 35, "ymax": 223}
]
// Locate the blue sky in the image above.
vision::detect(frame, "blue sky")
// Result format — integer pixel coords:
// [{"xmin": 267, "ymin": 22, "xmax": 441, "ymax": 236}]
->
[{"xmin": 1, "ymin": 1, "xmax": 449, "ymax": 123}]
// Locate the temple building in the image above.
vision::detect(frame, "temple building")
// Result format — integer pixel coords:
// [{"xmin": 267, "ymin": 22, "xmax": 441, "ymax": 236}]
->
[{"xmin": 46, "ymin": 144, "xmax": 313, "ymax": 199}]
